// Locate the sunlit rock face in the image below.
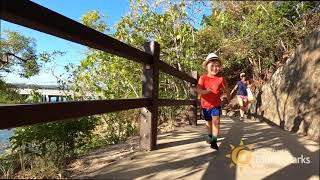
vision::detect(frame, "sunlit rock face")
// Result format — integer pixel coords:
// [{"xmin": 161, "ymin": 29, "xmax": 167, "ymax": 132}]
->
[{"xmin": 258, "ymin": 30, "xmax": 320, "ymax": 141}]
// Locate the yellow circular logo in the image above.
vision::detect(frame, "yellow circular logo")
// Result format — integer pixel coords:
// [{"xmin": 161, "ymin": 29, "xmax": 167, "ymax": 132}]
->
[{"xmin": 225, "ymin": 139, "xmax": 254, "ymax": 169}]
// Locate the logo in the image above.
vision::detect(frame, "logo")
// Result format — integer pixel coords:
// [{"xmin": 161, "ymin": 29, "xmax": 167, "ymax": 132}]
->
[{"xmin": 225, "ymin": 139, "xmax": 255, "ymax": 170}]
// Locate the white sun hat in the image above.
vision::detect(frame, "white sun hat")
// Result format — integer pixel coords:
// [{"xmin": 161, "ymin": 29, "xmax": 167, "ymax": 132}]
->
[{"xmin": 202, "ymin": 52, "xmax": 222, "ymax": 69}]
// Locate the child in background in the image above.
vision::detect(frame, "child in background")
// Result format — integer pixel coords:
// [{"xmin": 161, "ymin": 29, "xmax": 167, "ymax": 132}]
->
[{"xmin": 230, "ymin": 73, "xmax": 249, "ymax": 121}]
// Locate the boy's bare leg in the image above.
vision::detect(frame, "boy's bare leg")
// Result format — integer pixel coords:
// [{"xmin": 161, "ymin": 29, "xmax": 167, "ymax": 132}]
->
[
  {"xmin": 210, "ymin": 116, "xmax": 220, "ymax": 150},
  {"xmin": 212, "ymin": 116, "xmax": 220, "ymax": 137},
  {"xmin": 206, "ymin": 121, "xmax": 212, "ymax": 134}
]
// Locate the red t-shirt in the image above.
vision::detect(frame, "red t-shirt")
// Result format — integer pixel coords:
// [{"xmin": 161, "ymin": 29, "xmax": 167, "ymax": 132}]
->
[{"xmin": 197, "ymin": 74, "xmax": 226, "ymax": 109}]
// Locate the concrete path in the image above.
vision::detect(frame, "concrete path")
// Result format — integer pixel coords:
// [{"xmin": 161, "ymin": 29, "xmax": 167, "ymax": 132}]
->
[{"xmin": 77, "ymin": 117, "xmax": 319, "ymax": 180}]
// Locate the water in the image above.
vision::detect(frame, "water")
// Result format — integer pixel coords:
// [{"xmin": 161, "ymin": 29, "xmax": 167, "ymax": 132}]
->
[{"xmin": 0, "ymin": 129, "xmax": 14, "ymax": 154}]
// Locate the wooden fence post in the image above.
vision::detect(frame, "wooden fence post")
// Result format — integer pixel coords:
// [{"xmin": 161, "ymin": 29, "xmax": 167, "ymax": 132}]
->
[
  {"xmin": 140, "ymin": 41, "xmax": 160, "ymax": 151},
  {"xmin": 188, "ymin": 71, "xmax": 198, "ymax": 125}
]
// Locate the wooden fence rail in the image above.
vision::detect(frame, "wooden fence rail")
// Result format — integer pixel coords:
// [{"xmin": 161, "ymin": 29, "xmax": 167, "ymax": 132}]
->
[
  {"xmin": 0, "ymin": 0, "xmax": 198, "ymax": 150},
  {"xmin": 0, "ymin": 98, "xmax": 151, "ymax": 130}
]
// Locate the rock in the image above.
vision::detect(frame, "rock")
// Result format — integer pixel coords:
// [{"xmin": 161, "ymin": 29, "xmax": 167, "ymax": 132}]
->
[{"xmin": 257, "ymin": 30, "xmax": 320, "ymax": 141}]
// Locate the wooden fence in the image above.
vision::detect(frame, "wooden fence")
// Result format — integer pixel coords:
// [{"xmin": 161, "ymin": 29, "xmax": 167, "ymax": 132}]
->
[{"xmin": 0, "ymin": 0, "xmax": 198, "ymax": 150}]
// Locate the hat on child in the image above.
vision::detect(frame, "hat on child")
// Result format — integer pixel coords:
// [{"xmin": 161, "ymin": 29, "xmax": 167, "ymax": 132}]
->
[
  {"xmin": 202, "ymin": 53, "xmax": 222, "ymax": 69},
  {"xmin": 240, "ymin": 72, "xmax": 246, "ymax": 77}
]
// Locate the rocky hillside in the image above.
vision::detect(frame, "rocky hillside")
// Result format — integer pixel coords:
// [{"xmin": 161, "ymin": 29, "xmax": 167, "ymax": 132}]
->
[{"xmin": 257, "ymin": 30, "xmax": 320, "ymax": 141}]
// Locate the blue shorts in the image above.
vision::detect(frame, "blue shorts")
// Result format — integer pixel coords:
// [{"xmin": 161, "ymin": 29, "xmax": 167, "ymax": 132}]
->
[{"xmin": 202, "ymin": 107, "xmax": 221, "ymax": 121}]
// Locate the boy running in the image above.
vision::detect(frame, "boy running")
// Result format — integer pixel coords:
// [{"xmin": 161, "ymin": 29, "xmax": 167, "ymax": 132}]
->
[{"xmin": 197, "ymin": 53, "xmax": 230, "ymax": 150}]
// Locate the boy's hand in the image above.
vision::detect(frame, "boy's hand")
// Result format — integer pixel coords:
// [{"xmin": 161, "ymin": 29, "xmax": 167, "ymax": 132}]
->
[
  {"xmin": 204, "ymin": 89, "xmax": 211, "ymax": 94},
  {"xmin": 203, "ymin": 88, "xmax": 211, "ymax": 94},
  {"xmin": 196, "ymin": 87, "xmax": 211, "ymax": 95},
  {"xmin": 206, "ymin": 87, "xmax": 213, "ymax": 92},
  {"xmin": 221, "ymin": 96, "xmax": 228, "ymax": 102}
]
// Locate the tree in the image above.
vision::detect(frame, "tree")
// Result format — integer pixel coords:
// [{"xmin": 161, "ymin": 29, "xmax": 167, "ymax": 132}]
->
[
  {"xmin": 0, "ymin": 79, "xmax": 23, "ymax": 103},
  {"xmin": 1, "ymin": 31, "xmax": 39, "ymax": 78},
  {"xmin": 0, "ymin": 30, "xmax": 65, "ymax": 78},
  {"xmin": 0, "ymin": 30, "xmax": 65, "ymax": 104},
  {"xmin": 196, "ymin": 1, "xmax": 319, "ymax": 86}
]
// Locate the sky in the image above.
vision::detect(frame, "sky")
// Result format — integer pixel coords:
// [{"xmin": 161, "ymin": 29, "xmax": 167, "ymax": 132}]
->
[{"xmin": 1, "ymin": 0, "xmax": 211, "ymax": 85}]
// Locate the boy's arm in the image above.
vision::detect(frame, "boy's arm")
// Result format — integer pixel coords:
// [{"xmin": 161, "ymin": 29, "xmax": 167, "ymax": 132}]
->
[
  {"xmin": 196, "ymin": 75, "xmax": 211, "ymax": 95},
  {"xmin": 196, "ymin": 87, "xmax": 211, "ymax": 95}
]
